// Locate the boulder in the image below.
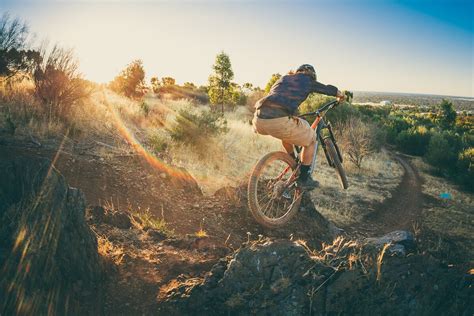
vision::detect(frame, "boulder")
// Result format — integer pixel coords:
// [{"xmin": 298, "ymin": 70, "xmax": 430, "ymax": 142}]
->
[
  {"xmin": 0, "ymin": 157, "xmax": 102, "ymax": 315},
  {"xmin": 160, "ymin": 239, "xmax": 330, "ymax": 315}
]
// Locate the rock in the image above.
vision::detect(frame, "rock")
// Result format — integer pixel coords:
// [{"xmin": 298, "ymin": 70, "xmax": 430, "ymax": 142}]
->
[
  {"xmin": 161, "ymin": 240, "xmax": 317, "ymax": 315},
  {"xmin": 88, "ymin": 205, "xmax": 105, "ymax": 221},
  {"xmin": 103, "ymin": 210, "xmax": 132, "ymax": 229},
  {"xmin": 364, "ymin": 230, "xmax": 415, "ymax": 255},
  {"xmin": 159, "ymin": 237, "xmax": 471, "ymax": 316},
  {"xmin": 146, "ymin": 229, "xmax": 168, "ymax": 241},
  {"xmin": 0, "ymin": 157, "xmax": 102, "ymax": 315},
  {"xmin": 90, "ymin": 205, "xmax": 132, "ymax": 229}
]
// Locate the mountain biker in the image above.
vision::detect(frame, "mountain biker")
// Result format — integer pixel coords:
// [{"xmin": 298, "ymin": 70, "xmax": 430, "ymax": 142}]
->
[{"xmin": 252, "ymin": 64, "xmax": 345, "ymax": 190}]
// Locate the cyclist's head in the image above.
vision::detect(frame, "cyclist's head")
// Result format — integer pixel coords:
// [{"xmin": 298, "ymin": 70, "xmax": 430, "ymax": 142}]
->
[{"xmin": 296, "ymin": 64, "xmax": 316, "ymax": 80}]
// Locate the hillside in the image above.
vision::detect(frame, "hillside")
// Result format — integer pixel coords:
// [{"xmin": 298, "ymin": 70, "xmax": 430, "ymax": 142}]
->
[{"xmin": 1, "ymin": 89, "xmax": 472, "ymax": 315}]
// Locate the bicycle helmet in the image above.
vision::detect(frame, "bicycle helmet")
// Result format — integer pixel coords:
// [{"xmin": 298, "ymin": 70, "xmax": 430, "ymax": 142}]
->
[{"xmin": 296, "ymin": 64, "xmax": 317, "ymax": 80}]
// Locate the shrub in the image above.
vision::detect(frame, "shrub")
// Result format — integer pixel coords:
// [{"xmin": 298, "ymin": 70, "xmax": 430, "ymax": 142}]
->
[
  {"xmin": 0, "ymin": 13, "xmax": 41, "ymax": 81},
  {"xmin": 109, "ymin": 59, "xmax": 146, "ymax": 99},
  {"xmin": 456, "ymin": 148, "xmax": 474, "ymax": 190},
  {"xmin": 148, "ymin": 132, "xmax": 168, "ymax": 153},
  {"xmin": 168, "ymin": 108, "xmax": 228, "ymax": 146},
  {"xmin": 264, "ymin": 73, "xmax": 281, "ymax": 93},
  {"xmin": 150, "ymin": 77, "xmax": 160, "ymax": 94},
  {"xmin": 339, "ymin": 117, "xmax": 373, "ymax": 169},
  {"xmin": 395, "ymin": 126, "xmax": 431, "ymax": 156},
  {"xmin": 437, "ymin": 99, "xmax": 456, "ymax": 130},
  {"xmin": 299, "ymin": 94, "xmax": 360, "ymax": 125},
  {"xmin": 246, "ymin": 89, "xmax": 265, "ymax": 114},
  {"xmin": 356, "ymin": 104, "xmax": 390, "ymax": 121},
  {"xmin": 383, "ymin": 114, "xmax": 410, "ymax": 143},
  {"xmin": 425, "ymin": 131, "xmax": 461, "ymax": 172},
  {"xmin": 139, "ymin": 101, "xmax": 150, "ymax": 117},
  {"xmin": 162, "ymin": 77, "xmax": 175, "ymax": 86},
  {"xmin": 33, "ymin": 44, "xmax": 91, "ymax": 120},
  {"xmin": 326, "ymin": 102, "xmax": 361, "ymax": 124}
]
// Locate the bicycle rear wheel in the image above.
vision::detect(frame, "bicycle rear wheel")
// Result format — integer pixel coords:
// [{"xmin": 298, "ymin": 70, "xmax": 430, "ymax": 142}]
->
[
  {"xmin": 324, "ymin": 138, "xmax": 349, "ymax": 189},
  {"xmin": 247, "ymin": 151, "xmax": 302, "ymax": 228}
]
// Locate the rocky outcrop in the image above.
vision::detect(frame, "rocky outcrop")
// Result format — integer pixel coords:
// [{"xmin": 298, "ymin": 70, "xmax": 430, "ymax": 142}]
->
[
  {"xmin": 160, "ymin": 237, "xmax": 471, "ymax": 315},
  {"xmin": 0, "ymin": 158, "xmax": 102, "ymax": 315}
]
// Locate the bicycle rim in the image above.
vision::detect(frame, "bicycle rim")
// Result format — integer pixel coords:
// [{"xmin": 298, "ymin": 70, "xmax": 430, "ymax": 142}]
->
[{"xmin": 248, "ymin": 152, "xmax": 302, "ymax": 228}]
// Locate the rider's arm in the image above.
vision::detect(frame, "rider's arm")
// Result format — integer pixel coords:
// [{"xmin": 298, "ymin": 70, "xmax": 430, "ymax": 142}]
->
[{"xmin": 310, "ymin": 80, "xmax": 338, "ymax": 97}]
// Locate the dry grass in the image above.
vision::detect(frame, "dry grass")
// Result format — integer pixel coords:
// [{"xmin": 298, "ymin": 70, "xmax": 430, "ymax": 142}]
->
[
  {"xmin": 97, "ymin": 234, "xmax": 125, "ymax": 265},
  {"xmin": 167, "ymin": 106, "xmax": 281, "ymax": 193},
  {"xmin": 194, "ymin": 228, "xmax": 208, "ymax": 238},
  {"xmin": 312, "ymin": 149, "xmax": 403, "ymax": 227},
  {"xmin": 410, "ymin": 157, "xmax": 474, "ymax": 259},
  {"xmin": 130, "ymin": 208, "xmax": 171, "ymax": 235},
  {"xmin": 1, "ymin": 85, "xmax": 404, "ymax": 208},
  {"xmin": 376, "ymin": 243, "xmax": 390, "ymax": 281}
]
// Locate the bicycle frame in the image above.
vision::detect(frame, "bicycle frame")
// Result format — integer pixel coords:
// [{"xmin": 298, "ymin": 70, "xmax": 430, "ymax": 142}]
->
[
  {"xmin": 275, "ymin": 99, "xmax": 343, "ymax": 188},
  {"xmin": 295, "ymin": 99, "xmax": 342, "ymax": 174}
]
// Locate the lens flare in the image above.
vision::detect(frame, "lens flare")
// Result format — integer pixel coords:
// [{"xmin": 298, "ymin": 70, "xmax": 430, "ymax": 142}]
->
[{"xmin": 105, "ymin": 96, "xmax": 202, "ymax": 186}]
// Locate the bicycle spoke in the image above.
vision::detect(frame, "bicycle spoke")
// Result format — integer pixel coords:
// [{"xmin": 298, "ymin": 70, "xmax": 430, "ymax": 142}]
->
[
  {"xmin": 252, "ymin": 155, "xmax": 301, "ymax": 221},
  {"xmin": 261, "ymin": 196, "xmax": 276, "ymax": 217}
]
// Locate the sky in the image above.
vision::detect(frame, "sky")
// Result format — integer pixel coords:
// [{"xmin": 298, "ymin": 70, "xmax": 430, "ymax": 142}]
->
[{"xmin": 1, "ymin": 0, "xmax": 473, "ymax": 97}]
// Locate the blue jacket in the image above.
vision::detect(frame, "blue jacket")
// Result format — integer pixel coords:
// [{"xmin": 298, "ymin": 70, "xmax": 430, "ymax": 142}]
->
[{"xmin": 257, "ymin": 72, "xmax": 338, "ymax": 117}]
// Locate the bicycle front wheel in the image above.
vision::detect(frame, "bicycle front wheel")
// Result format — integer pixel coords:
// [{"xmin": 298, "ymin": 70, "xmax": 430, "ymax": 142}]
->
[
  {"xmin": 247, "ymin": 151, "xmax": 302, "ymax": 229},
  {"xmin": 324, "ymin": 138, "xmax": 349, "ymax": 189}
]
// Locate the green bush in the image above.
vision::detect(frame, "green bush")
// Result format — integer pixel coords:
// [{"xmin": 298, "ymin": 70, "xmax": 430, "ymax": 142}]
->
[
  {"xmin": 456, "ymin": 148, "xmax": 474, "ymax": 190},
  {"xmin": 168, "ymin": 108, "xmax": 228, "ymax": 146},
  {"xmin": 425, "ymin": 131, "xmax": 461, "ymax": 172},
  {"xmin": 383, "ymin": 114, "xmax": 411, "ymax": 143},
  {"xmin": 299, "ymin": 94, "xmax": 359, "ymax": 125},
  {"xmin": 356, "ymin": 104, "xmax": 390, "ymax": 121},
  {"xmin": 139, "ymin": 101, "xmax": 150, "ymax": 117},
  {"xmin": 395, "ymin": 126, "xmax": 431, "ymax": 156},
  {"xmin": 148, "ymin": 133, "xmax": 168, "ymax": 153}
]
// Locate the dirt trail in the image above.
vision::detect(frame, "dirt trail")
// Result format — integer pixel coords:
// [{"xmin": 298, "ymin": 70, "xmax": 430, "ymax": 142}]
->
[{"xmin": 346, "ymin": 152, "xmax": 424, "ymax": 236}]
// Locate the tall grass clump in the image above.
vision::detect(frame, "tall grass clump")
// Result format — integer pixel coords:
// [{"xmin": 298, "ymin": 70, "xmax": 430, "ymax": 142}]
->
[{"xmin": 168, "ymin": 107, "xmax": 228, "ymax": 147}]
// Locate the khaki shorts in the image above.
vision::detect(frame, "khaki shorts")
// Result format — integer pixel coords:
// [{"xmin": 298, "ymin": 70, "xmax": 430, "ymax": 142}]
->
[{"xmin": 252, "ymin": 115, "xmax": 316, "ymax": 147}]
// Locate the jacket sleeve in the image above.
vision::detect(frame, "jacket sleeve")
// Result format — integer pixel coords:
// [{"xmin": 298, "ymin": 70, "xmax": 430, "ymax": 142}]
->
[{"xmin": 311, "ymin": 81, "xmax": 338, "ymax": 97}]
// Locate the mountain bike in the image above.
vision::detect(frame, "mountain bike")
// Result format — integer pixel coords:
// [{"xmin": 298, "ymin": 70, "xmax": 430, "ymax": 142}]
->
[{"xmin": 247, "ymin": 95, "xmax": 352, "ymax": 228}]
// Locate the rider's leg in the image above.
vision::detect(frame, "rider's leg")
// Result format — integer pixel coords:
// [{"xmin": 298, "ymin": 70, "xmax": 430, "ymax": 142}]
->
[
  {"xmin": 282, "ymin": 141, "xmax": 294, "ymax": 156},
  {"xmin": 299, "ymin": 141, "xmax": 319, "ymax": 189},
  {"xmin": 301, "ymin": 142, "xmax": 316, "ymax": 165}
]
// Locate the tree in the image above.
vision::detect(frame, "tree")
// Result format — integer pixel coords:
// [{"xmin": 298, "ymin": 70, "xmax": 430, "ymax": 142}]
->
[
  {"xmin": 33, "ymin": 44, "xmax": 91, "ymax": 120},
  {"xmin": 110, "ymin": 59, "xmax": 146, "ymax": 99},
  {"xmin": 264, "ymin": 73, "xmax": 281, "ymax": 94},
  {"xmin": 242, "ymin": 82, "xmax": 253, "ymax": 92},
  {"xmin": 229, "ymin": 83, "xmax": 246, "ymax": 106},
  {"xmin": 425, "ymin": 131, "xmax": 460, "ymax": 171},
  {"xmin": 208, "ymin": 51, "xmax": 234, "ymax": 114},
  {"xmin": 150, "ymin": 76, "xmax": 160, "ymax": 93},
  {"xmin": 183, "ymin": 82, "xmax": 196, "ymax": 90},
  {"xmin": 161, "ymin": 77, "xmax": 175, "ymax": 86},
  {"xmin": 0, "ymin": 13, "xmax": 40, "ymax": 80},
  {"xmin": 339, "ymin": 117, "xmax": 373, "ymax": 169},
  {"xmin": 438, "ymin": 99, "xmax": 457, "ymax": 130}
]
